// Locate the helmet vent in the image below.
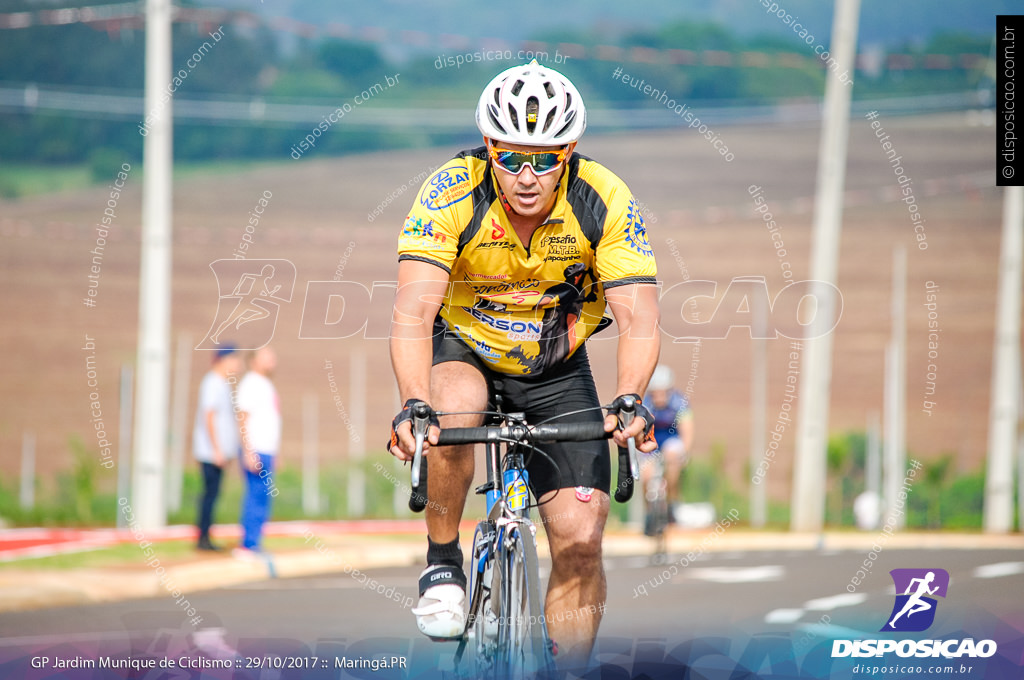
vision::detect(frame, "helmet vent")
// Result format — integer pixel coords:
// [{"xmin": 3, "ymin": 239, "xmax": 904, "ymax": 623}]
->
[
  {"xmin": 511, "ymin": 79, "xmax": 524, "ymax": 96},
  {"xmin": 525, "ymin": 97, "xmax": 539, "ymax": 133},
  {"xmin": 507, "ymin": 103, "xmax": 519, "ymax": 131},
  {"xmin": 542, "ymin": 108, "xmax": 556, "ymax": 134},
  {"xmin": 543, "ymin": 81, "xmax": 555, "ymax": 98},
  {"xmin": 487, "ymin": 104, "xmax": 507, "ymax": 134},
  {"xmin": 555, "ymin": 111, "xmax": 576, "ymax": 139}
]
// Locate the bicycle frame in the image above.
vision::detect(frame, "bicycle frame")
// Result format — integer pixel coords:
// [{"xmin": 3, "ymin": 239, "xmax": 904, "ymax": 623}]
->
[
  {"xmin": 402, "ymin": 398, "xmax": 641, "ymax": 677},
  {"xmin": 465, "ymin": 411, "xmax": 552, "ymax": 677}
]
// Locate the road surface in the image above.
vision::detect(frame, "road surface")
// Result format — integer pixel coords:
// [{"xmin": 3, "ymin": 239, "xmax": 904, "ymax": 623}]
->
[{"xmin": 1, "ymin": 546, "xmax": 1021, "ymax": 678}]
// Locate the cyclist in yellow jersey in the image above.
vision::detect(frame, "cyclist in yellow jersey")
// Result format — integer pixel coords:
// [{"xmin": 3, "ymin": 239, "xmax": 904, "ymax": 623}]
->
[{"xmin": 388, "ymin": 61, "xmax": 661, "ymax": 670}]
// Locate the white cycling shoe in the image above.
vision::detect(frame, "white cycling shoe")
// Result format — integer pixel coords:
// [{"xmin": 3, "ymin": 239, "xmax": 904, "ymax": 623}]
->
[{"xmin": 412, "ymin": 564, "xmax": 467, "ymax": 640}]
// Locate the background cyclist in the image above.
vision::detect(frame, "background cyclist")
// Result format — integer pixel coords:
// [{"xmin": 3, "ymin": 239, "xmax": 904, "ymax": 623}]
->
[
  {"xmin": 641, "ymin": 365, "xmax": 694, "ymax": 525},
  {"xmin": 387, "ymin": 61, "xmax": 660, "ymax": 670}
]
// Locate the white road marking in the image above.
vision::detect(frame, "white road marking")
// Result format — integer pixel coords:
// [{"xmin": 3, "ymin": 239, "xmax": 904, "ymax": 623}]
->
[
  {"xmin": 763, "ymin": 593, "xmax": 866, "ymax": 624},
  {"xmin": 804, "ymin": 593, "xmax": 867, "ymax": 611},
  {"xmin": 686, "ymin": 565, "xmax": 784, "ymax": 583},
  {"xmin": 973, "ymin": 562, "xmax": 1024, "ymax": 579},
  {"xmin": 765, "ymin": 608, "xmax": 805, "ymax": 624}
]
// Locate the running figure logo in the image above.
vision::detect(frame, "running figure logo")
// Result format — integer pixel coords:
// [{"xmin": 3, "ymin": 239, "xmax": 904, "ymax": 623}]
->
[
  {"xmin": 197, "ymin": 259, "xmax": 296, "ymax": 350},
  {"xmin": 881, "ymin": 568, "xmax": 950, "ymax": 632}
]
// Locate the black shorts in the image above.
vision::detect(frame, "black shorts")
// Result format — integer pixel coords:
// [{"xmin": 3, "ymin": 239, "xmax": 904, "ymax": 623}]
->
[{"xmin": 432, "ymin": 321, "xmax": 611, "ymax": 499}]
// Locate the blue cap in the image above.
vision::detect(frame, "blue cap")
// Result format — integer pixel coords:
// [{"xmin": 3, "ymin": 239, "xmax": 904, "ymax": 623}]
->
[{"xmin": 214, "ymin": 344, "xmax": 237, "ymax": 360}]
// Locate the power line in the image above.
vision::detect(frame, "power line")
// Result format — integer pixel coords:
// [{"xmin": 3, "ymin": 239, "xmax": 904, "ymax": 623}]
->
[{"xmin": 0, "ymin": 84, "xmax": 990, "ymax": 128}]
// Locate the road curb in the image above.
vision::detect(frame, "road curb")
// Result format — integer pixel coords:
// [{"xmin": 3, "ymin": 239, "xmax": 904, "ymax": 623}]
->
[{"xmin": 1, "ymin": 530, "xmax": 1021, "ymax": 614}]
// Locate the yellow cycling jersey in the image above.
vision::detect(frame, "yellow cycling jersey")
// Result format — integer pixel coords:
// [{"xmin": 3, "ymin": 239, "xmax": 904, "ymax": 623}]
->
[{"xmin": 397, "ymin": 146, "xmax": 657, "ymax": 376}]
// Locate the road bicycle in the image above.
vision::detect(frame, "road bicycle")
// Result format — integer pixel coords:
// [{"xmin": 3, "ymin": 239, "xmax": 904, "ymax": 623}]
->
[
  {"xmin": 405, "ymin": 398, "xmax": 640, "ymax": 678},
  {"xmin": 641, "ymin": 453, "xmax": 670, "ymax": 565}
]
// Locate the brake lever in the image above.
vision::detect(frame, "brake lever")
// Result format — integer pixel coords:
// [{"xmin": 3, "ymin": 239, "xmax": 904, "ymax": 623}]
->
[
  {"xmin": 616, "ymin": 397, "xmax": 640, "ymax": 481},
  {"xmin": 410, "ymin": 402, "xmax": 431, "ymax": 488}
]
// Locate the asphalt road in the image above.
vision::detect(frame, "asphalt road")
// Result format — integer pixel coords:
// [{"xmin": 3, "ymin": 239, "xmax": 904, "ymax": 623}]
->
[{"xmin": 1, "ymin": 546, "xmax": 1021, "ymax": 678}]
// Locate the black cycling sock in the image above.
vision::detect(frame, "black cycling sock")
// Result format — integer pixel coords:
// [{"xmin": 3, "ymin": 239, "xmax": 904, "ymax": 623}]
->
[{"xmin": 427, "ymin": 535, "xmax": 463, "ymax": 569}]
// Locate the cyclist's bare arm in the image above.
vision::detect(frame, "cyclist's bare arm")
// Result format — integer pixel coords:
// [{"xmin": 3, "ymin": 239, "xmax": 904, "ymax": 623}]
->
[
  {"xmin": 604, "ymin": 283, "xmax": 661, "ymax": 450},
  {"xmin": 389, "ymin": 259, "xmax": 448, "ymax": 459}
]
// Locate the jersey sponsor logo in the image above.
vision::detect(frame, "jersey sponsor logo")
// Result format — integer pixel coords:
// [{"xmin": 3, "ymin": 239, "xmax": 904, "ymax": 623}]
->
[
  {"xmin": 402, "ymin": 215, "xmax": 448, "ymax": 249},
  {"xmin": 624, "ymin": 198, "xmax": 654, "ymax": 257},
  {"xmin": 475, "ymin": 239, "xmax": 517, "ymax": 250},
  {"xmin": 538, "ymin": 234, "xmax": 577, "ymax": 248},
  {"xmin": 419, "ymin": 168, "xmax": 472, "ymax": 210},
  {"xmin": 471, "ymin": 278, "xmax": 540, "ymax": 295},
  {"xmin": 465, "ymin": 271, "xmax": 509, "ymax": 281},
  {"xmin": 507, "ymin": 327, "xmax": 541, "ymax": 341},
  {"xmin": 479, "ymin": 289, "xmax": 542, "ymax": 306},
  {"xmin": 539, "ymin": 233, "xmax": 581, "ymax": 261},
  {"xmin": 464, "ymin": 306, "xmax": 542, "ymax": 335},
  {"xmin": 490, "ymin": 219, "xmax": 506, "ymax": 239},
  {"xmin": 468, "ymin": 335, "xmax": 500, "ymax": 362}
]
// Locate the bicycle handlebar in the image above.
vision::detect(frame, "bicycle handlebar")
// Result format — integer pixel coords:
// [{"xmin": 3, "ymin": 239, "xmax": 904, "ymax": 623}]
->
[
  {"xmin": 408, "ymin": 402, "xmax": 432, "ymax": 513},
  {"xmin": 434, "ymin": 421, "xmax": 611, "ymax": 446},
  {"xmin": 614, "ymin": 396, "xmax": 640, "ymax": 503},
  {"xmin": 407, "ymin": 404, "xmax": 640, "ymax": 512}
]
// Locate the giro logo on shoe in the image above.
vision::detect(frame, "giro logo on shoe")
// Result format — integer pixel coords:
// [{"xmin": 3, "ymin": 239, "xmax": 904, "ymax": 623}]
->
[
  {"xmin": 881, "ymin": 568, "xmax": 949, "ymax": 632},
  {"xmin": 197, "ymin": 259, "xmax": 296, "ymax": 350},
  {"xmin": 431, "ymin": 571, "xmax": 453, "ymax": 582}
]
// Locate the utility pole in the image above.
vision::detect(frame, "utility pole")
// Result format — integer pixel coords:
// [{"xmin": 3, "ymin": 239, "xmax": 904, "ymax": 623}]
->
[
  {"xmin": 791, "ymin": 0, "xmax": 861, "ymax": 531},
  {"xmin": 866, "ymin": 411, "xmax": 881, "ymax": 503},
  {"xmin": 750, "ymin": 292, "xmax": 767, "ymax": 528},
  {"xmin": 883, "ymin": 247, "xmax": 907, "ymax": 529},
  {"xmin": 984, "ymin": 186, "xmax": 1023, "ymax": 533},
  {"xmin": 117, "ymin": 364, "xmax": 133, "ymax": 528},
  {"xmin": 132, "ymin": 0, "xmax": 173, "ymax": 529}
]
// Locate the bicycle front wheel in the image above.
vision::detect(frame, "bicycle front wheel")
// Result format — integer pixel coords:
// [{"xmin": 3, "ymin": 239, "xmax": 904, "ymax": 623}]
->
[{"xmin": 498, "ymin": 525, "xmax": 555, "ymax": 678}]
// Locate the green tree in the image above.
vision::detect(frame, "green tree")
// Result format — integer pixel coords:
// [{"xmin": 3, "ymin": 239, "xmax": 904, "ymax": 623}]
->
[
  {"xmin": 317, "ymin": 40, "xmax": 387, "ymax": 85},
  {"xmin": 923, "ymin": 454, "xmax": 954, "ymax": 528}
]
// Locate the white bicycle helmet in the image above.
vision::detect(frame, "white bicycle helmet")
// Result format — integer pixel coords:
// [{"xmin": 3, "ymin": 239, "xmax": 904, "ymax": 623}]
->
[
  {"xmin": 649, "ymin": 365, "xmax": 675, "ymax": 391},
  {"xmin": 475, "ymin": 60, "xmax": 587, "ymax": 146}
]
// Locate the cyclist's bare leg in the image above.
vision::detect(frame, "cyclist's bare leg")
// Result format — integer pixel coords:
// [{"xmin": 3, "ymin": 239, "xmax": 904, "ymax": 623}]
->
[
  {"xmin": 639, "ymin": 456, "xmax": 655, "ymax": 510},
  {"xmin": 423, "ymin": 361, "xmax": 487, "ymax": 544},
  {"xmin": 662, "ymin": 440, "xmax": 686, "ymax": 504},
  {"xmin": 537, "ymin": 488, "xmax": 610, "ymax": 670}
]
